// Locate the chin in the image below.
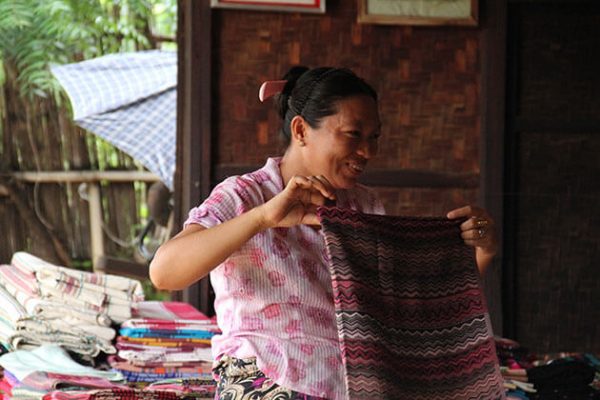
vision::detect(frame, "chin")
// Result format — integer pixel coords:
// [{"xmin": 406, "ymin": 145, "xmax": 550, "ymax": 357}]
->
[{"xmin": 336, "ymin": 177, "xmax": 358, "ymax": 190}]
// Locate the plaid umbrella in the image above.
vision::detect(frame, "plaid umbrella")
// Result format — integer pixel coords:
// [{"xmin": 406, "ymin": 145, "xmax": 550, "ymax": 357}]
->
[{"xmin": 51, "ymin": 50, "xmax": 177, "ymax": 190}]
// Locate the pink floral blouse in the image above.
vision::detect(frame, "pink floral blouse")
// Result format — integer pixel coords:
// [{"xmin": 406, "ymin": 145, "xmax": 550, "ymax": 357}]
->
[{"xmin": 184, "ymin": 157, "xmax": 384, "ymax": 399}]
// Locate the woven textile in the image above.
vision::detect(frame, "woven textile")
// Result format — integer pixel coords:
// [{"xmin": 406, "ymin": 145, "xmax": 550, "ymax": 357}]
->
[{"xmin": 318, "ymin": 207, "xmax": 505, "ymax": 400}]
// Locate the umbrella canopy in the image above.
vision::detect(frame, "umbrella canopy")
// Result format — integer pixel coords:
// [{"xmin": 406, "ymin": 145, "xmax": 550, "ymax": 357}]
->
[{"xmin": 51, "ymin": 50, "xmax": 177, "ymax": 190}]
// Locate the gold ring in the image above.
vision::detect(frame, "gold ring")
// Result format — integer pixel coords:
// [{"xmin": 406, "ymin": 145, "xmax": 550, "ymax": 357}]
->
[
  {"xmin": 476, "ymin": 219, "xmax": 489, "ymax": 227},
  {"xmin": 478, "ymin": 228, "xmax": 486, "ymax": 238}
]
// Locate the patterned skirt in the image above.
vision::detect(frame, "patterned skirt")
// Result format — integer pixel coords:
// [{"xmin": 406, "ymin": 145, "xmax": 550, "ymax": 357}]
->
[{"xmin": 213, "ymin": 356, "xmax": 325, "ymax": 400}]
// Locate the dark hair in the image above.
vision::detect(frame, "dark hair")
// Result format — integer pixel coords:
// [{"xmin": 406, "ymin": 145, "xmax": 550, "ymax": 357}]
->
[{"xmin": 276, "ymin": 66, "xmax": 378, "ymax": 145}]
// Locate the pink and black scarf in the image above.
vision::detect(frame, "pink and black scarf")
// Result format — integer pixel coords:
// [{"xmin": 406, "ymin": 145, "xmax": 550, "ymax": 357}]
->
[{"xmin": 318, "ymin": 207, "xmax": 505, "ymax": 400}]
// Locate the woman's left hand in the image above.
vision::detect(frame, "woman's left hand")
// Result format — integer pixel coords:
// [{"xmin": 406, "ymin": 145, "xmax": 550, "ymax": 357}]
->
[{"xmin": 446, "ymin": 205, "xmax": 498, "ymax": 274}]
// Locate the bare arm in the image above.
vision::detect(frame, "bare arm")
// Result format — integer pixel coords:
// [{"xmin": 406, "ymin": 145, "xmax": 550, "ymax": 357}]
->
[
  {"xmin": 149, "ymin": 175, "xmax": 335, "ymax": 291},
  {"xmin": 149, "ymin": 207, "xmax": 268, "ymax": 290}
]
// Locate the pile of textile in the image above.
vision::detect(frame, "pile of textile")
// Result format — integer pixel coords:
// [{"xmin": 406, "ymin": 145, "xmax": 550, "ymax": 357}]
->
[
  {"xmin": 495, "ymin": 337, "xmax": 600, "ymax": 399},
  {"xmin": 109, "ymin": 301, "xmax": 219, "ymax": 399},
  {"xmin": 0, "ymin": 252, "xmax": 144, "ymax": 358},
  {"xmin": 0, "ymin": 345, "xmax": 197, "ymax": 400},
  {"xmin": 0, "ymin": 345, "xmax": 126, "ymax": 399}
]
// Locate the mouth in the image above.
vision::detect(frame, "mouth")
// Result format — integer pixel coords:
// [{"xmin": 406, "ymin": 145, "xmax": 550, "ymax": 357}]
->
[{"xmin": 347, "ymin": 161, "xmax": 366, "ymax": 176}]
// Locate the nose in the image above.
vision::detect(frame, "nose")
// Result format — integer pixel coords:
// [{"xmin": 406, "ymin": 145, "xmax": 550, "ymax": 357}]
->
[{"xmin": 356, "ymin": 138, "xmax": 378, "ymax": 159}]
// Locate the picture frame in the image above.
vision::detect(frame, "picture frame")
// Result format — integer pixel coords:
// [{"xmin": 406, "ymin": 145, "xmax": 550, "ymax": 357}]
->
[
  {"xmin": 211, "ymin": 0, "xmax": 326, "ymax": 14},
  {"xmin": 357, "ymin": 0, "xmax": 478, "ymax": 26}
]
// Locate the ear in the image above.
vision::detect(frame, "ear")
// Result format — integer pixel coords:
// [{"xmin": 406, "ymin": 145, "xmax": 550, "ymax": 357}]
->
[{"xmin": 290, "ymin": 115, "xmax": 308, "ymax": 146}]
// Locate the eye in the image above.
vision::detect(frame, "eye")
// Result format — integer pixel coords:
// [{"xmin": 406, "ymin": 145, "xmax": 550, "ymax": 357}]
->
[
  {"xmin": 345, "ymin": 130, "xmax": 361, "ymax": 138},
  {"xmin": 369, "ymin": 132, "xmax": 381, "ymax": 141}
]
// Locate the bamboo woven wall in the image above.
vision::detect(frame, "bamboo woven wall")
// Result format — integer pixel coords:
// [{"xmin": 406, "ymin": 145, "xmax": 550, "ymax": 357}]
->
[
  {"xmin": 0, "ymin": 62, "xmax": 144, "ymax": 267},
  {"xmin": 212, "ymin": 0, "xmax": 481, "ymax": 216}
]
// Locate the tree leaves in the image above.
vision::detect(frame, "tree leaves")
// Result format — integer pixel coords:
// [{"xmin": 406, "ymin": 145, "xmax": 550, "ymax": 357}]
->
[{"xmin": 0, "ymin": 0, "xmax": 176, "ymax": 99}]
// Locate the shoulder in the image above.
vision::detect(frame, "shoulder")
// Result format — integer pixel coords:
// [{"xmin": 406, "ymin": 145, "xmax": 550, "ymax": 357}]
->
[
  {"xmin": 185, "ymin": 158, "xmax": 284, "ymax": 228},
  {"xmin": 218, "ymin": 165, "xmax": 278, "ymax": 202}
]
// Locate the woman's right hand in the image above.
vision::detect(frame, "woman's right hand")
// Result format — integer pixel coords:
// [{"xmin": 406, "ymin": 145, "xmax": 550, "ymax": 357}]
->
[{"xmin": 258, "ymin": 175, "xmax": 336, "ymax": 228}]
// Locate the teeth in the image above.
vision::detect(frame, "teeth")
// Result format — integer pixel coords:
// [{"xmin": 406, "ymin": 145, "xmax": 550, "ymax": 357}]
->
[{"xmin": 349, "ymin": 163, "xmax": 364, "ymax": 172}]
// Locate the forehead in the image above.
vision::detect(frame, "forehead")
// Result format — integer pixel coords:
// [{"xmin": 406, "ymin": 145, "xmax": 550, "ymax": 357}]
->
[{"xmin": 330, "ymin": 95, "xmax": 380, "ymax": 127}]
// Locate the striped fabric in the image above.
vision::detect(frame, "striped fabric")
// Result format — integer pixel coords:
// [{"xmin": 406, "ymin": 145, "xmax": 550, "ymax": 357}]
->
[
  {"xmin": 42, "ymin": 387, "xmax": 180, "ymax": 400},
  {"xmin": 10, "ymin": 252, "xmax": 144, "ymax": 323},
  {"xmin": 318, "ymin": 207, "xmax": 505, "ymax": 400}
]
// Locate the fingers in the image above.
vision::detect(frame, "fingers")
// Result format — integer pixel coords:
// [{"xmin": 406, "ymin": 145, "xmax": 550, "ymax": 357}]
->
[
  {"xmin": 447, "ymin": 204, "xmax": 483, "ymax": 219},
  {"xmin": 301, "ymin": 204, "xmax": 321, "ymax": 226},
  {"xmin": 309, "ymin": 175, "xmax": 336, "ymax": 200},
  {"xmin": 446, "ymin": 205, "xmax": 493, "ymax": 229},
  {"xmin": 288, "ymin": 175, "xmax": 336, "ymax": 204},
  {"xmin": 447, "ymin": 204, "xmax": 497, "ymax": 251},
  {"xmin": 460, "ymin": 225, "xmax": 491, "ymax": 241}
]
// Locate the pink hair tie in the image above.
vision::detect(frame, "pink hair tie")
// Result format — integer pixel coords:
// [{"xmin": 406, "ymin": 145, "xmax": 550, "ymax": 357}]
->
[{"xmin": 258, "ymin": 80, "xmax": 287, "ymax": 102}]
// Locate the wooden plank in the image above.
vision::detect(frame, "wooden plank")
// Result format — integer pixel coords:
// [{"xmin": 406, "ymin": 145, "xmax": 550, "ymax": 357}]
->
[
  {"xmin": 34, "ymin": 97, "xmax": 70, "ymax": 261},
  {"xmin": 175, "ymin": 0, "xmax": 213, "ymax": 313},
  {"xmin": 479, "ymin": 0, "xmax": 507, "ymax": 335},
  {"xmin": 96, "ymin": 255, "xmax": 149, "ymax": 280},
  {"xmin": 515, "ymin": 118, "xmax": 600, "ymax": 133},
  {"xmin": 87, "ymin": 183, "xmax": 105, "ymax": 272},
  {"xmin": 503, "ymin": 1, "xmax": 521, "ymax": 341},
  {"xmin": 8, "ymin": 171, "xmax": 161, "ymax": 182},
  {"xmin": 216, "ymin": 165, "xmax": 480, "ymax": 188}
]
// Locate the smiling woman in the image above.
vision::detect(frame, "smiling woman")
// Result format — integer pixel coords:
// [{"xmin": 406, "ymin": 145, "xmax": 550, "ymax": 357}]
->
[{"xmin": 149, "ymin": 66, "xmax": 499, "ymax": 400}]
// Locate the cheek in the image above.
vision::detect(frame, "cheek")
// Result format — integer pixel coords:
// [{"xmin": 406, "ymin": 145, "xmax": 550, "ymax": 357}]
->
[{"xmin": 371, "ymin": 141, "xmax": 379, "ymax": 155}]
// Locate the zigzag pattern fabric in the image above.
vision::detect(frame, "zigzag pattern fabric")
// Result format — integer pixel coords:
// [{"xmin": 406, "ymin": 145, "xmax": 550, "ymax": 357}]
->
[{"xmin": 318, "ymin": 207, "xmax": 505, "ymax": 400}]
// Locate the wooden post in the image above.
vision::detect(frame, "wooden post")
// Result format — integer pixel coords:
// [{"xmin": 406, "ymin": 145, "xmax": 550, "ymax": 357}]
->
[
  {"xmin": 175, "ymin": 0, "xmax": 213, "ymax": 314},
  {"xmin": 479, "ymin": 0, "xmax": 507, "ymax": 335},
  {"xmin": 88, "ymin": 183, "xmax": 105, "ymax": 273}
]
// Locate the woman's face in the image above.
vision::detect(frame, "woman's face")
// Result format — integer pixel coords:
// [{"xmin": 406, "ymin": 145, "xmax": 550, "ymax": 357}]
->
[{"xmin": 303, "ymin": 95, "xmax": 381, "ymax": 189}]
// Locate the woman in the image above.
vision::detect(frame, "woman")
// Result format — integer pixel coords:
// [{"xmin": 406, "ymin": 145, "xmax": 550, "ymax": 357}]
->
[{"xmin": 149, "ymin": 66, "xmax": 497, "ymax": 400}]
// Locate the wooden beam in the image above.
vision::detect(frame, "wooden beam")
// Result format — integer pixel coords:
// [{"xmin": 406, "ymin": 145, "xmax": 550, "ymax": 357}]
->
[
  {"xmin": 480, "ymin": 0, "xmax": 507, "ymax": 335},
  {"xmin": 515, "ymin": 118, "xmax": 600, "ymax": 133},
  {"xmin": 87, "ymin": 183, "xmax": 105, "ymax": 273},
  {"xmin": 175, "ymin": 0, "xmax": 213, "ymax": 314},
  {"xmin": 96, "ymin": 255, "xmax": 149, "ymax": 280},
  {"xmin": 215, "ymin": 165, "xmax": 480, "ymax": 189},
  {"xmin": 7, "ymin": 171, "xmax": 160, "ymax": 183}
]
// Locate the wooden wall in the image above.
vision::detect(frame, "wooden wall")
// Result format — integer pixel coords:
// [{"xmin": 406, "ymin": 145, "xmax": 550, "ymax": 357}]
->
[
  {"xmin": 504, "ymin": 2, "xmax": 600, "ymax": 353},
  {"xmin": 179, "ymin": 0, "xmax": 502, "ymax": 327},
  {"xmin": 0, "ymin": 62, "xmax": 146, "ymax": 269}
]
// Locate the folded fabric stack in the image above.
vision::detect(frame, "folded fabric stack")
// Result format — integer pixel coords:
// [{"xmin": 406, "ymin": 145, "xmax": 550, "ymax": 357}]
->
[
  {"xmin": 110, "ymin": 301, "xmax": 219, "ymax": 398},
  {"xmin": 0, "ymin": 345, "xmax": 126, "ymax": 400},
  {"xmin": 0, "ymin": 345, "xmax": 210, "ymax": 400},
  {"xmin": 495, "ymin": 337, "xmax": 600, "ymax": 399},
  {"xmin": 0, "ymin": 252, "xmax": 144, "ymax": 357}
]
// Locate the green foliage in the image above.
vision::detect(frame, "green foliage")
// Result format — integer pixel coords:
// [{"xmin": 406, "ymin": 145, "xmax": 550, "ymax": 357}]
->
[
  {"xmin": 0, "ymin": 0, "xmax": 177, "ymax": 100},
  {"xmin": 0, "ymin": 0, "xmax": 176, "ymax": 270},
  {"xmin": 142, "ymin": 279, "xmax": 171, "ymax": 301}
]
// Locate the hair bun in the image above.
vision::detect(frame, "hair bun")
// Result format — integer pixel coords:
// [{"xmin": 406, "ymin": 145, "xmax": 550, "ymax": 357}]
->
[{"xmin": 276, "ymin": 66, "xmax": 309, "ymax": 119}]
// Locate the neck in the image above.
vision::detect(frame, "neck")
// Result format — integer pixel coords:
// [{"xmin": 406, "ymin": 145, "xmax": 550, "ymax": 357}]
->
[{"xmin": 279, "ymin": 146, "xmax": 309, "ymax": 186}]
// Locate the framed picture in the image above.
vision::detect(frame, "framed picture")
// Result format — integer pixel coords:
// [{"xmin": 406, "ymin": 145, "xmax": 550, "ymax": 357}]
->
[
  {"xmin": 211, "ymin": 0, "xmax": 326, "ymax": 14},
  {"xmin": 357, "ymin": 0, "xmax": 478, "ymax": 26}
]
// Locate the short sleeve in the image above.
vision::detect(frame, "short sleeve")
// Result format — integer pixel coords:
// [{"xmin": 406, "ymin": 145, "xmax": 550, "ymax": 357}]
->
[{"xmin": 183, "ymin": 176, "xmax": 257, "ymax": 229}]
